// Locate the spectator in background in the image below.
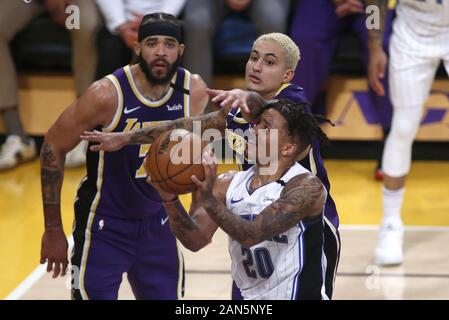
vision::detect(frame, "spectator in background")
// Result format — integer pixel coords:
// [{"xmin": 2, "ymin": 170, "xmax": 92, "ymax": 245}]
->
[
  {"xmin": 0, "ymin": 0, "xmax": 101, "ymax": 170},
  {"xmin": 183, "ymin": 0, "xmax": 291, "ymax": 87},
  {"xmin": 95, "ymin": 0, "xmax": 186, "ymax": 79},
  {"xmin": 289, "ymin": 0, "xmax": 396, "ymax": 180}
]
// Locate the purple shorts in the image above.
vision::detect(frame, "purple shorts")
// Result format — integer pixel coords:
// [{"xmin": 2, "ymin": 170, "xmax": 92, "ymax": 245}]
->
[{"xmin": 71, "ymin": 200, "xmax": 184, "ymax": 300}]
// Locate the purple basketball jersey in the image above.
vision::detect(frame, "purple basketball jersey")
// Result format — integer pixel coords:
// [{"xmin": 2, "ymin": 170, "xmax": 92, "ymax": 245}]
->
[{"xmin": 77, "ymin": 65, "xmax": 192, "ymax": 219}]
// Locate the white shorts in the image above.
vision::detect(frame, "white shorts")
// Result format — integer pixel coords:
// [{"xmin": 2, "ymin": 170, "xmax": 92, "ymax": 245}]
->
[
  {"xmin": 383, "ymin": 13, "xmax": 449, "ymax": 177},
  {"xmin": 389, "ymin": 14, "xmax": 449, "ymax": 109}
]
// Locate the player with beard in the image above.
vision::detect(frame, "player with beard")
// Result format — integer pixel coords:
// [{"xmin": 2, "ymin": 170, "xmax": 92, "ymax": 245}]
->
[{"xmin": 39, "ymin": 13, "xmax": 208, "ymax": 300}]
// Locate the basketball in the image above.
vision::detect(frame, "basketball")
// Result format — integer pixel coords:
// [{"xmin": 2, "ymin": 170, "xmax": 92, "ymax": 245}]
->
[{"xmin": 145, "ymin": 129, "xmax": 206, "ymax": 195}]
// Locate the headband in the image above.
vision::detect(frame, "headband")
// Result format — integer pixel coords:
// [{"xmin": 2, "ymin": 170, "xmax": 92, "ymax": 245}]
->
[{"xmin": 138, "ymin": 21, "xmax": 182, "ymax": 43}]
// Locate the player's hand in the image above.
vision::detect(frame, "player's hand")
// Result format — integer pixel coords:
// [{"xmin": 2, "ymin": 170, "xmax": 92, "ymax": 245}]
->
[
  {"xmin": 144, "ymin": 158, "xmax": 178, "ymax": 201},
  {"xmin": 80, "ymin": 130, "xmax": 131, "ymax": 152},
  {"xmin": 334, "ymin": 0, "xmax": 364, "ymax": 17},
  {"xmin": 131, "ymin": 11, "xmax": 144, "ymax": 26},
  {"xmin": 40, "ymin": 228, "xmax": 69, "ymax": 278},
  {"xmin": 208, "ymin": 88, "xmax": 250, "ymax": 110},
  {"xmin": 225, "ymin": 0, "xmax": 252, "ymax": 11},
  {"xmin": 191, "ymin": 150, "xmax": 218, "ymax": 200},
  {"xmin": 117, "ymin": 21, "xmax": 139, "ymax": 49},
  {"xmin": 368, "ymin": 44, "xmax": 388, "ymax": 96},
  {"xmin": 207, "ymin": 88, "xmax": 266, "ymax": 124}
]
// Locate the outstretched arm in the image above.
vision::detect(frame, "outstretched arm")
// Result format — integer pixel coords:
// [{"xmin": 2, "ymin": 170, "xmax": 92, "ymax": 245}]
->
[
  {"xmin": 81, "ymin": 88, "xmax": 268, "ymax": 152},
  {"xmin": 192, "ymin": 153, "xmax": 327, "ymax": 248},
  {"xmin": 80, "ymin": 104, "xmax": 228, "ymax": 152}
]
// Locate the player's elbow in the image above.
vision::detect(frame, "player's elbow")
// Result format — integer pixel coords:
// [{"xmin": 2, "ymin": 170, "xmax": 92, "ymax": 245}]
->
[
  {"xmin": 187, "ymin": 243, "xmax": 205, "ymax": 253},
  {"xmin": 308, "ymin": 186, "xmax": 327, "ymax": 219}
]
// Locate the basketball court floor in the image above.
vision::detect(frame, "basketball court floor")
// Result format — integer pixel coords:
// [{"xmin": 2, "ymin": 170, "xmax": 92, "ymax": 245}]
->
[{"xmin": 1, "ymin": 159, "xmax": 449, "ymax": 300}]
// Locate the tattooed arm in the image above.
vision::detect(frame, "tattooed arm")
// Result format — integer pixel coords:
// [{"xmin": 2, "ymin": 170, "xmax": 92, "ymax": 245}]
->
[
  {"xmin": 129, "ymin": 106, "xmax": 229, "ymax": 145},
  {"xmin": 81, "ymin": 89, "xmax": 268, "ymax": 152},
  {"xmin": 365, "ymin": 0, "xmax": 389, "ymax": 96},
  {"xmin": 204, "ymin": 174, "xmax": 326, "ymax": 247},
  {"xmin": 163, "ymin": 198, "xmax": 218, "ymax": 252},
  {"xmin": 144, "ymin": 156, "xmax": 235, "ymax": 251},
  {"xmin": 80, "ymin": 99, "xmax": 229, "ymax": 151},
  {"xmin": 192, "ymin": 152, "xmax": 327, "ymax": 247},
  {"xmin": 40, "ymin": 79, "xmax": 117, "ymax": 278}
]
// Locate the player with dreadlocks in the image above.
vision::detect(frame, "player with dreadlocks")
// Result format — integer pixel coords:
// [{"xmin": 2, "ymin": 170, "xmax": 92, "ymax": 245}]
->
[
  {"xmin": 82, "ymin": 33, "xmax": 340, "ymax": 299},
  {"xmin": 147, "ymin": 98, "xmax": 333, "ymax": 300}
]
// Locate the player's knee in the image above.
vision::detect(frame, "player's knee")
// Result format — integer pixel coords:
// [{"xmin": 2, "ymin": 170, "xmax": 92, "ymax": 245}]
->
[
  {"xmin": 393, "ymin": 123, "xmax": 416, "ymax": 143},
  {"xmin": 390, "ymin": 114, "xmax": 420, "ymax": 144}
]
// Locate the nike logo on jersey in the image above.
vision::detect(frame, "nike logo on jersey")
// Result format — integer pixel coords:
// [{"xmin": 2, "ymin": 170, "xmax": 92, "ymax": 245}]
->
[
  {"xmin": 124, "ymin": 106, "xmax": 141, "ymax": 114},
  {"xmin": 161, "ymin": 216, "xmax": 169, "ymax": 226},
  {"xmin": 231, "ymin": 197, "xmax": 244, "ymax": 204}
]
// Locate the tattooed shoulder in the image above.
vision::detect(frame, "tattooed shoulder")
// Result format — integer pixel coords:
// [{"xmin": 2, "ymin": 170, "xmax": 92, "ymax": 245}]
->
[
  {"xmin": 280, "ymin": 173, "xmax": 327, "ymax": 218},
  {"xmin": 259, "ymin": 172, "xmax": 326, "ymax": 236}
]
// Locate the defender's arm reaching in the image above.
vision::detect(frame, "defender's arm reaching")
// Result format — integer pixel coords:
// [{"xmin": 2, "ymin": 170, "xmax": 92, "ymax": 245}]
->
[{"xmin": 81, "ymin": 89, "xmax": 268, "ymax": 152}]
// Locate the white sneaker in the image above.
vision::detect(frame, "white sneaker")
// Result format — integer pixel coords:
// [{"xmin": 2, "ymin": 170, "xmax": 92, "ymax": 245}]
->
[
  {"xmin": 65, "ymin": 140, "xmax": 87, "ymax": 168},
  {"xmin": 374, "ymin": 221, "xmax": 404, "ymax": 266},
  {"xmin": 0, "ymin": 135, "xmax": 37, "ymax": 170}
]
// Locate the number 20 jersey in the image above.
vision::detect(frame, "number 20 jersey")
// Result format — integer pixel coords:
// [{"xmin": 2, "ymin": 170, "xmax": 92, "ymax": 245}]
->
[{"xmin": 225, "ymin": 162, "xmax": 328, "ymax": 300}]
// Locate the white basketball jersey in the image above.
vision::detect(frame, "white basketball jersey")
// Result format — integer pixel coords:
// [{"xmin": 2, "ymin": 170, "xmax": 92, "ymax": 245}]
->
[
  {"xmin": 225, "ymin": 162, "xmax": 326, "ymax": 300},
  {"xmin": 398, "ymin": 0, "xmax": 449, "ymax": 35}
]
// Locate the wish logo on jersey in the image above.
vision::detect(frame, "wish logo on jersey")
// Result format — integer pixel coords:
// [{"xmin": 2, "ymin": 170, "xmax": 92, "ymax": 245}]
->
[{"xmin": 167, "ymin": 104, "xmax": 183, "ymax": 111}]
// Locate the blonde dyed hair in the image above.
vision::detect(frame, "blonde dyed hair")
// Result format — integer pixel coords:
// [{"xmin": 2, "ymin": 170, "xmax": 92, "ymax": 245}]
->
[{"xmin": 253, "ymin": 33, "xmax": 300, "ymax": 70}]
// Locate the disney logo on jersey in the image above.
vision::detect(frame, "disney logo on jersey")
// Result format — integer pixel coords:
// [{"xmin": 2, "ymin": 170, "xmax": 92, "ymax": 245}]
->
[
  {"xmin": 262, "ymin": 196, "xmax": 275, "ymax": 205},
  {"xmin": 167, "ymin": 103, "xmax": 183, "ymax": 112}
]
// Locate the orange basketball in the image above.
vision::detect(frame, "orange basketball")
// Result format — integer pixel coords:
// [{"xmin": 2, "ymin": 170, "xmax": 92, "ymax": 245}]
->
[{"xmin": 145, "ymin": 129, "xmax": 206, "ymax": 195}]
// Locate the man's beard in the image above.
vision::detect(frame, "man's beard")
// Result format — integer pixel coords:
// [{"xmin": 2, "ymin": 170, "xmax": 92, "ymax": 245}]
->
[{"xmin": 138, "ymin": 54, "xmax": 181, "ymax": 86}]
